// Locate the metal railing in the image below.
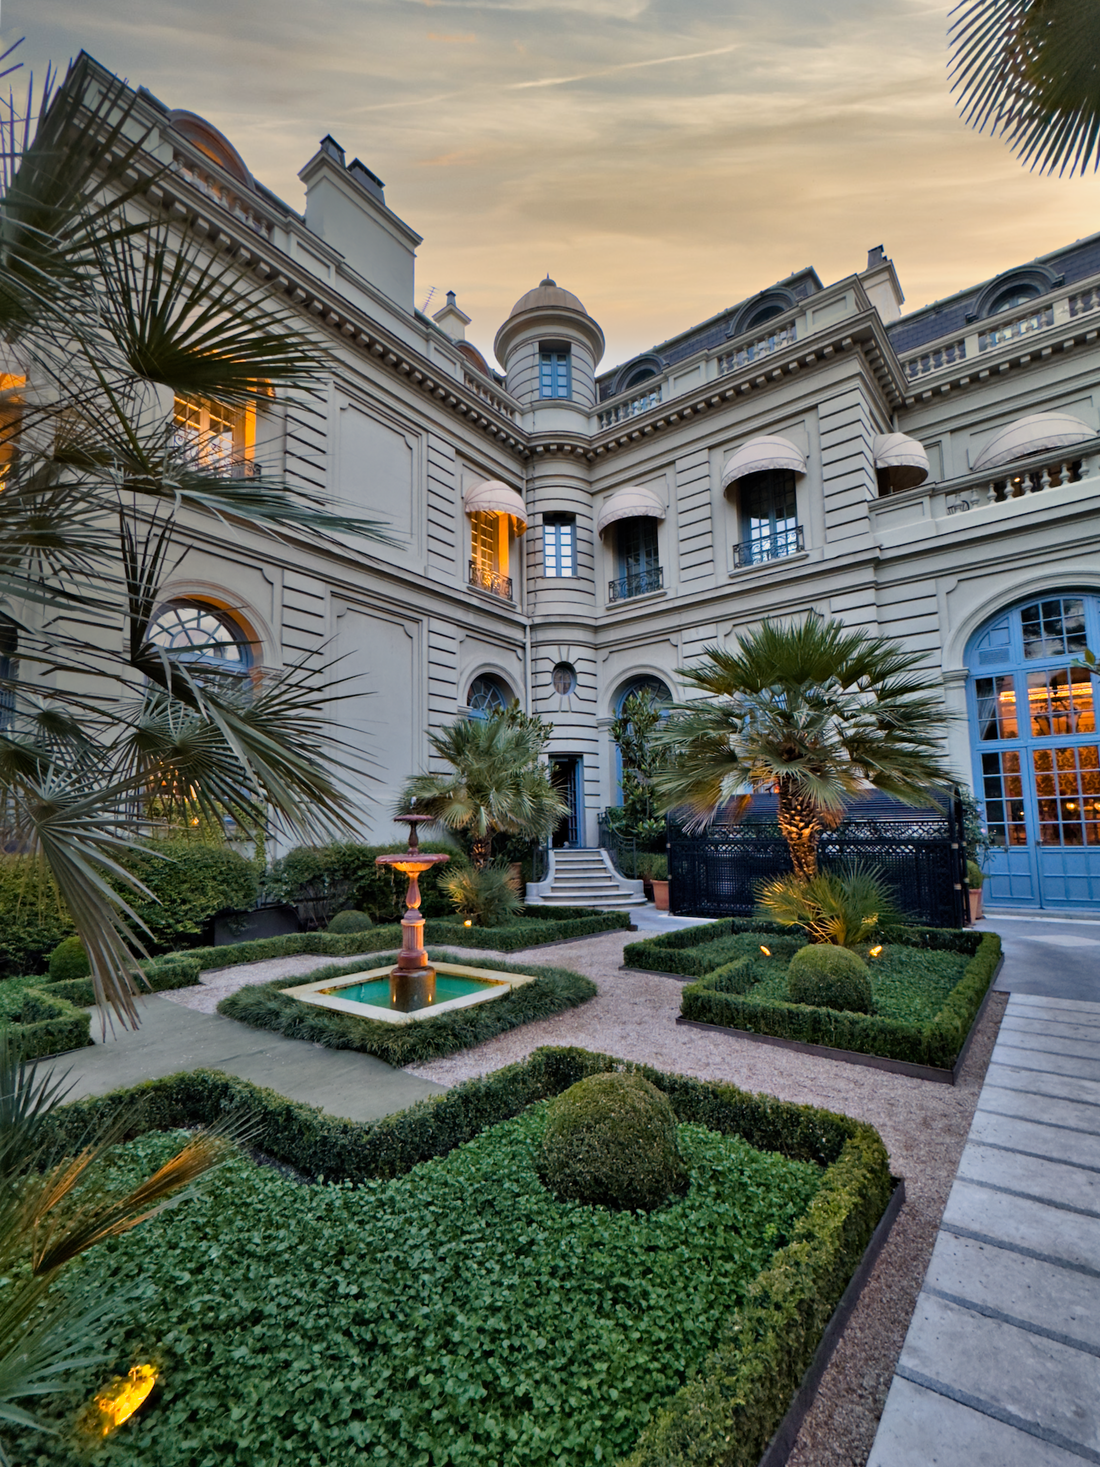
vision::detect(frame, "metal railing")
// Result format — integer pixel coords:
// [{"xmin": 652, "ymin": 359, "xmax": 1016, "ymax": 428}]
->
[
  {"xmin": 732, "ymin": 525, "xmax": 805, "ymax": 568},
  {"xmin": 608, "ymin": 565, "xmax": 663, "ymax": 603},
  {"xmin": 469, "ymin": 561, "xmax": 513, "ymax": 600},
  {"xmin": 598, "ymin": 813, "xmax": 639, "ymax": 879}
]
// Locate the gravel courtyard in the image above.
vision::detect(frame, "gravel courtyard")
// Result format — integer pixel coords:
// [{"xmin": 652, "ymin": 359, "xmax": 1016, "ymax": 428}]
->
[{"xmin": 171, "ymin": 925, "xmax": 1007, "ymax": 1467}]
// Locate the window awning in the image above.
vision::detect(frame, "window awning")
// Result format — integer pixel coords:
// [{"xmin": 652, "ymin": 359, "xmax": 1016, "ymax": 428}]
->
[
  {"xmin": 463, "ymin": 480, "xmax": 528, "ymax": 533},
  {"xmin": 971, "ymin": 412, "xmax": 1094, "ymax": 473},
  {"xmin": 873, "ymin": 432, "xmax": 929, "ymax": 492},
  {"xmin": 596, "ymin": 485, "xmax": 667, "ymax": 538},
  {"xmin": 720, "ymin": 435, "xmax": 806, "ymax": 492}
]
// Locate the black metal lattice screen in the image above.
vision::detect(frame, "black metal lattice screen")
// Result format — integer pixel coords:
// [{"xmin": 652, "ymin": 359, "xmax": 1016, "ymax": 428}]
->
[{"xmin": 668, "ymin": 813, "xmax": 967, "ymax": 927}]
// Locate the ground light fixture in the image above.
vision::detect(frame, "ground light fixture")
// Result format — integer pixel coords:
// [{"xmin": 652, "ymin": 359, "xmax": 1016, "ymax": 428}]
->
[
  {"xmin": 760, "ymin": 945, "xmax": 772, "ymax": 955},
  {"xmin": 869, "ymin": 945, "xmax": 884, "ymax": 957},
  {"xmin": 82, "ymin": 1363, "xmax": 158, "ymax": 1437}
]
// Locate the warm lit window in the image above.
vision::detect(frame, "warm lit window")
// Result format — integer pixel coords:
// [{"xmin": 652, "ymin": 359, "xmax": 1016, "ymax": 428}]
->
[
  {"xmin": 469, "ymin": 510, "xmax": 512, "ymax": 598},
  {"xmin": 171, "ymin": 394, "xmax": 257, "ymax": 476},
  {"xmin": 543, "ymin": 515, "xmax": 576, "ymax": 577},
  {"xmin": 0, "ymin": 374, "xmax": 26, "ymax": 484}
]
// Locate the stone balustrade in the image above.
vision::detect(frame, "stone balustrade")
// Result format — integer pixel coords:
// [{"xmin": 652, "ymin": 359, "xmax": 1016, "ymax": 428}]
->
[{"xmin": 463, "ymin": 373, "xmax": 519, "ymax": 421}]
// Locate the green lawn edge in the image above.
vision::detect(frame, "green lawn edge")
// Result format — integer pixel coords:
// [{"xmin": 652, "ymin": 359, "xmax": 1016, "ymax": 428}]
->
[
  {"xmin": 673, "ymin": 931, "xmax": 1002, "ymax": 1069},
  {"xmin": 216, "ymin": 950, "xmax": 598, "ymax": 1065},
  {"xmin": 37, "ymin": 1045, "xmax": 892, "ymax": 1467}
]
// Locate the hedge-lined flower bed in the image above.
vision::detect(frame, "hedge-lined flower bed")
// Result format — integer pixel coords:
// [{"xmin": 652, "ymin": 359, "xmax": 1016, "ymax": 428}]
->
[
  {"xmin": 625, "ymin": 920, "xmax": 1002, "ymax": 1071},
  {"xmin": 17, "ymin": 1048, "xmax": 893, "ymax": 1467},
  {"xmin": 0, "ymin": 954, "xmax": 205, "ymax": 1060},
  {"xmin": 217, "ymin": 951, "xmax": 598, "ymax": 1066}
]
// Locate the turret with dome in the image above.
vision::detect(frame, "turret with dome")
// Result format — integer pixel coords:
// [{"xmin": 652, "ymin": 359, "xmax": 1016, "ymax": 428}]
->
[{"xmin": 494, "ymin": 277, "xmax": 605, "ymax": 413}]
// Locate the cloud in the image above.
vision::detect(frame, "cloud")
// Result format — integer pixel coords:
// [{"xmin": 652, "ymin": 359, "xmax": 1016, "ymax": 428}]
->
[{"xmin": 13, "ymin": 0, "xmax": 1100, "ymax": 366}]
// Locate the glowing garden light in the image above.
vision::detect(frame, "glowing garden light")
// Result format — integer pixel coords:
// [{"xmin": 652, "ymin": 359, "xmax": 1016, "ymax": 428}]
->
[
  {"xmin": 85, "ymin": 1363, "xmax": 158, "ymax": 1437},
  {"xmin": 869, "ymin": 945, "xmax": 884, "ymax": 957},
  {"xmin": 760, "ymin": 945, "xmax": 772, "ymax": 956}
]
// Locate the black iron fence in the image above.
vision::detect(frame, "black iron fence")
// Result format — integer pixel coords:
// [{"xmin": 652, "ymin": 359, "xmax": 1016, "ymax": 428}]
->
[{"xmin": 668, "ymin": 802, "xmax": 968, "ymax": 927}]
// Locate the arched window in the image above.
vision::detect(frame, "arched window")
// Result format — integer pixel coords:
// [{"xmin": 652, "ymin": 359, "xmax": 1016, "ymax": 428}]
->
[
  {"xmin": 988, "ymin": 283, "xmax": 1042, "ymax": 315},
  {"xmin": 615, "ymin": 676, "xmax": 671, "ymax": 713},
  {"xmin": 967, "ymin": 592, "xmax": 1100, "ymax": 911},
  {"xmin": 147, "ymin": 601, "xmax": 254, "ymax": 673},
  {"xmin": 623, "ymin": 365, "xmax": 658, "ymax": 389},
  {"xmin": 745, "ymin": 302, "xmax": 785, "ymax": 328},
  {"xmin": 467, "ymin": 674, "xmax": 513, "ymax": 717}
]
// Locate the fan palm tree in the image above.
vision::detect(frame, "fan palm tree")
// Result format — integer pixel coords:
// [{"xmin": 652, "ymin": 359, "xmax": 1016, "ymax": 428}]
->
[
  {"xmin": 400, "ymin": 709, "xmax": 566, "ymax": 868},
  {"xmin": 0, "ymin": 55, "xmax": 394, "ymax": 1024},
  {"xmin": 950, "ymin": 0, "xmax": 1100, "ymax": 175},
  {"xmin": 651, "ymin": 617, "xmax": 955, "ymax": 880}
]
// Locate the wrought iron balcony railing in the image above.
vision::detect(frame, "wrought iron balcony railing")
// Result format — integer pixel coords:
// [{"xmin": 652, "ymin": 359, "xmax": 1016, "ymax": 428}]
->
[
  {"xmin": 732, "ymin": 525, "xmax": 804, "ymax": 568},
  {"xmin": 608, "ymin": 565, "xmax": 663, "ymax": 602},
  {"xmin": 469, "ymin": 561, "xmax": 513, "ymax": 600}
]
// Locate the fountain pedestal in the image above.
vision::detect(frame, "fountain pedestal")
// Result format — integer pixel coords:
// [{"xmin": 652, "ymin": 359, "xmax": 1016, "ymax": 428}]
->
[{"xmin": 375, "ymin": 815, "xmax": 450, "ymax": 1013}]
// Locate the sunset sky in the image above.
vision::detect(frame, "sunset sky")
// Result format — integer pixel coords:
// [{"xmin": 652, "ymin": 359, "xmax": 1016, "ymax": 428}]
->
[{"xmin": 13, "ymin": 0, "xmax": 1100, "ymax": 369}]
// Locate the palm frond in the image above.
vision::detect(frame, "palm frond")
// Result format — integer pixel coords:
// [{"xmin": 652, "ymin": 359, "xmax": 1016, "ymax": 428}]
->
[{"xmin": 949, "ymin": 0, "xmax": 1100, "ymax": 175}]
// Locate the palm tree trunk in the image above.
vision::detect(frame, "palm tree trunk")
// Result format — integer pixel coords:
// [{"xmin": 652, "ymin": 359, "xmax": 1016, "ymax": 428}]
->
[
  {"xmin": 776, "ymin": 778, "xmax": 822, "ymax": 880},
  {"xmin": 471, "ymin": 834, "xmax": 492, "ymax": 870}
]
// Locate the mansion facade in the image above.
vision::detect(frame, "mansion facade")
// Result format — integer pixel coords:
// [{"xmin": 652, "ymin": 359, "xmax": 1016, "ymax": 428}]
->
[{"xmin": 73, "ymin": 56, "xmax": 1100, "ymax": 912}]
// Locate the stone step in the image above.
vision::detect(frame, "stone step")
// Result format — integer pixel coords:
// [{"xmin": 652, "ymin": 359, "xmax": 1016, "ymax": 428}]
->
[{"xmin": 536, "ymin": 895, "xmax": 646, "ymax": 908}]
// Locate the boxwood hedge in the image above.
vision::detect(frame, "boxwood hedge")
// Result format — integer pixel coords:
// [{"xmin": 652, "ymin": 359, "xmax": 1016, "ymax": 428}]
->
[
  {"xmin": 216, "ymin": 950, "xmax": 598, "ymax": 1066},
  {"xmin": 35, "ymin": 1047, "xmax": 892, "ymax": 1467},
  {"xmin": 664, "ymin": 927, "xmax": 1002, "ymax": 1070}
]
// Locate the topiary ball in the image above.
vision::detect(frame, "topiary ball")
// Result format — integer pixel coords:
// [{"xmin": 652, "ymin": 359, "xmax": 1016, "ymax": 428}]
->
[
  {"xmin": 48, "ymin": 934, "xmax": 90, "ymax": 983},
  {"xmin": 327, "ymin": 909, "xmax": 373, "ymax": 933},
  {"xmin": 540, "ymin": 1072, "xmax": 688, "ymax": 1212},
  {"xmin": 786, "ymin": 943, "xmax": 873, "ymax": 1014}
]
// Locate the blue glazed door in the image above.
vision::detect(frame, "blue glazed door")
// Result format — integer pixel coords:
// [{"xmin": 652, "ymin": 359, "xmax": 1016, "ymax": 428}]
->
[{"xmin": 967, "ymin": 594, "xmax": 1100, "ymax": 910}]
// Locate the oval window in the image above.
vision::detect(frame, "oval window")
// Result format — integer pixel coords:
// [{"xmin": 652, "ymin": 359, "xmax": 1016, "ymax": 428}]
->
[{"xmin": 552, "ymin": 662, "xmax": 577, "ymax": 695}]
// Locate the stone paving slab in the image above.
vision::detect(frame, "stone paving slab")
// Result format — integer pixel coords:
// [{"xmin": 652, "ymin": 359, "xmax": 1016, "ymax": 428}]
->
[{"xmin": 869, "ymin": 992, "xmax": 1100, "ymax": 1466}]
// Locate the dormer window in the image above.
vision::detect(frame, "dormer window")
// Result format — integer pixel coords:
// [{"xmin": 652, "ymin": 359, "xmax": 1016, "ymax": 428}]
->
[
  {"xmin": 989, "ymin": 283, "xmax": 1042, "ymax": 315},
  {"xmin": 539, "ymin": 341, "xmax": 572, "ymax": 399}
]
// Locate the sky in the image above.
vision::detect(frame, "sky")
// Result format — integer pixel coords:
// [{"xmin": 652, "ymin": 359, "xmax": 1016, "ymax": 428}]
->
[{"xmin": 10, "ymin": 0, "xmax": 1100, "ymax": 369}]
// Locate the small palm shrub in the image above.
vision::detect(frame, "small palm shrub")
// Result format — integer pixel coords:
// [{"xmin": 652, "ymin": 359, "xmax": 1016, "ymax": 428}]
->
[
  {"xmin": 47, "ymin": 935, "xmax": 90, "ymax": 983},
  {"xmin": 756, "ymin": 864, "xmax": 900, "ymax": 948},
  {"xmin": 539, "ymin": 1072, "xmax": 688, "ymax": 1211},
  {"xmin": 441, "ymin": 864, "xmax": 523, "ymax": 928},
  {"xmin": 326, "ymin": 909, "xmax": 373, "ymax": 934},
  {"xmin": 786, "ymin": 944, "xmax": 873, "ymax": 1014}
]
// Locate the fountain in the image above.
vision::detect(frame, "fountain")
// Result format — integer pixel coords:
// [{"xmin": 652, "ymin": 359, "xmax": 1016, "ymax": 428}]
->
[
  {"xmin": 280, "ymin": 812, "xmax": 539, "ymax": 1025},
  {"xmin": 372, "ymin": 811, "xmax": 450, "ymax": 1012}
]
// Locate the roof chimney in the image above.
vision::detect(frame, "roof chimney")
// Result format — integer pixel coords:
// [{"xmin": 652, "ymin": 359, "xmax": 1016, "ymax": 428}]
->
[
  {"xmin": 432, "ymin": 289, "xmax": 471, "ymax": 341},
  {"xmin": 319, "ymin": 135, "xmax": 346, "ymax": 165}
]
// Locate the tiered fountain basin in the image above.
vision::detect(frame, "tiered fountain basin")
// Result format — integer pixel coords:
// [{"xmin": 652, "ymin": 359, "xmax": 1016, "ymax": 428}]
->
[{"xmin": 281, "ymin": 962, "xmax": 538, "ymax": 1026}]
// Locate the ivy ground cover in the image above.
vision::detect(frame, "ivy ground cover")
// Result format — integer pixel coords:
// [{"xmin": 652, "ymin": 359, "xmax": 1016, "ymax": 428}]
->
[{"xmin": 16, "ymin": 1107, "xmax": 822, "ymax": 1467}]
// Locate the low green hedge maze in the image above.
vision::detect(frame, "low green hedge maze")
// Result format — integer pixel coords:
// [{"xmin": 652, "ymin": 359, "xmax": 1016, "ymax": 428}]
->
[
  {"xmin": 38, "ymin": 1046, "xmax": 893, "ymax": 1467},
  {"xmin": 0, "ymin": 954, "xmax": 204, "ymax": 1060},
  {"xmin": 217, "ymin": 950, "xmax": 596, "ymax": 1066},
  {"xmin": 625, "ymin": 921, "xmax": 1002, "ymax": 1072}
]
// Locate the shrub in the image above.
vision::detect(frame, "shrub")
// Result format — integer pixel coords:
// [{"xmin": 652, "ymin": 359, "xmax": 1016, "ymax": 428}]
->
[
  {"xmin": 266, "ymin": 841, "xmax": 460, "ymax": 924},
  {"xmin": 756, "ymin": 864, "xmax": 901, "ymax": 948},
  {"xmin": 541, "ymin": 1072, "xmax": 688, "ymax": 1211},
  {"xmin": 0, "ymin": 856, "xmax": 75, "ymax": 976},
  {"xmin": 119, "ymin": 838, "xmax": 260, "ymax": 951},
  {"xmin": 441, "ymin": 863, "xmax": 523, "ymax": 927},
  {"xmin": 636, "ymin": 852, "xmax": 669, "ymax": 882},
  {"xmin": 967, "ymin": 859, "xmax": 985, "ymax": 890},
  {"xmin": 47, "ymin": 934, "xmax": 90, "ymax": 982},
  {"xmin": 786, "ymin": 944, "xmax": 873, "ymax": 1013},
  {"xmin": 326, "ymin": 909, "xmax": 373, "ymax": 933}
]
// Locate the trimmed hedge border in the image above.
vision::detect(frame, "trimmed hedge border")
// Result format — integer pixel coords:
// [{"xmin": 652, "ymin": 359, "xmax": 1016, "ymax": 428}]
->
[
  {"xmin": 677, "ymin": 933, "xmax": 1003, "ymax": 1073},
  {"xmin": 184, "ymin": 905, "xmax": 631, "ymax": 972},
  {"xmin": 216, "ymin": 950, "xmax": 598, "ymax": 1066},
  {"xmin": 40, "ymin": 1045, "xmax": 893, "ymax": 1467},
  {"xmin": 0, "ymin": 954, "xmax": 205, "ymax": 1060}
]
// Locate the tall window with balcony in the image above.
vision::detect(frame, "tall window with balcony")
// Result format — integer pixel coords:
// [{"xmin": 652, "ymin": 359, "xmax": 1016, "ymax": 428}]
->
[
  {"xmin": 611, "ymin": 517, "xmax": 662, "ymax": 602},
  {"xmin": 469, "ymin": 511, "xmax": 512, "ymax": 599},
  {"xmin": 734, "ymin": 471, "xmax": 803, "ymax": 567},
  {"xmin": 539, "ymin": 345, "xmax": 572, "ymax": 399},
  {"xmin": 543, "ymin": 515, "xmax": 576, "ymax": 577},
  {"xmin": 172, "ymin": 394, "xmax": 258, "ymax": 477}
]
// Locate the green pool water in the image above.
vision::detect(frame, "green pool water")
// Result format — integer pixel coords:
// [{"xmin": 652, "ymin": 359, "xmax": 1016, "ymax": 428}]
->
[{"xmin": 325, "ymin": 974, "xmax": 504, "ymax": 1013}]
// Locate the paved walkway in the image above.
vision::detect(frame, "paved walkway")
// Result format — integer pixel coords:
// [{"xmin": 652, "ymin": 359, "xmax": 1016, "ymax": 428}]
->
[
  {"xmin": 43, "ymin": 994, "xmax": 445, "ymax": 1124},
  {"xmin": 986, "ymin": 913, "xmax": 1100, "ymax": 1004},
  {"xmin": 868, "ymin": 987, "xmax": 1100, "ymax": 1466}
]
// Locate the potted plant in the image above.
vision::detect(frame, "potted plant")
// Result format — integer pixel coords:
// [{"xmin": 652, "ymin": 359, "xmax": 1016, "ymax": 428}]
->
[{"xmin": 967, "ymin": 859, "xmax": 985, "ymax": 922}]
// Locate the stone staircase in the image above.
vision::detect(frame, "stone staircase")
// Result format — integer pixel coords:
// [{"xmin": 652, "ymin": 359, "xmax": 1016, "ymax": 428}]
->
[{"xmin": 526, "ymin": 848, "xmax": 646, "ymax": 910}]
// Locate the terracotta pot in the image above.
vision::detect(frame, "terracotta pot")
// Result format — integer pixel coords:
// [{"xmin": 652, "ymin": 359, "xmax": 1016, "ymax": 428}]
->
[
  {"xmin": 508, "ymin": 862, "xmax": 524, "ymax": 897},
  {"xmin": 651, "ymin": 878, "xmax": 670, "ymax": 911},
  {"xmin": 968, "ymin": 887, "xmax": 983, "ymax": 923}
]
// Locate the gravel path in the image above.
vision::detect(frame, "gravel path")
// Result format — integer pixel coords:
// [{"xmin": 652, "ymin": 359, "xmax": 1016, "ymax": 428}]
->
[{"xmin": 165, "ymin": 930, "xmax": 1005, "ymax": 1466}]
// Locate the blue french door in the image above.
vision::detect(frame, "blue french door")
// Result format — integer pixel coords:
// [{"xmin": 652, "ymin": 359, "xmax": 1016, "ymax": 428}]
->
[{"xmin": 967, "ymin": 593, "xmax": 1100, "ymax": 909}]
